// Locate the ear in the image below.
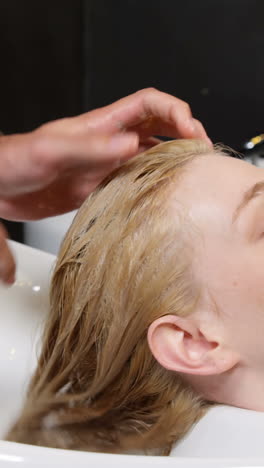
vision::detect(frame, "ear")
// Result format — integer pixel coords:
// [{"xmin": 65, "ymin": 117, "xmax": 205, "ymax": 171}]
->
[{"xmin": 147, "ymin": 315, "xmax": 239, "ymax": 376}]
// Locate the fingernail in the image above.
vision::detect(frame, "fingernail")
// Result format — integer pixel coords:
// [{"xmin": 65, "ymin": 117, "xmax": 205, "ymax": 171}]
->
[
  {"xmin": 193, "ymin": 119, "xmax": 204, "ymax": 134},
  {"xmin": 191, "ymin": 119, "xmax": 212, "ymax": 146},
  {"xmin": 206, "ymin": 136, "xmax": 213, "ymax": 147},
  {"xmin": 108, "ymin": 134, "xmax": 138, "ymax": 152},
  {"xmin": 189, "ymin": 119, "xmax": 197, "ymax": 132}
]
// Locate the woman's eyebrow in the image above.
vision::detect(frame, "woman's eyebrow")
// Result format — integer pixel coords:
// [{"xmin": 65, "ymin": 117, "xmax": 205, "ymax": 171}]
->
[{"xmin": 232, "ymin": 181, "xmax": 264, "ymax": 224}]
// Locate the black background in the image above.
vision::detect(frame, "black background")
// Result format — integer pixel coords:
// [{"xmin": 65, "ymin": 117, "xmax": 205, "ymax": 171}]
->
[
  {"xmin": 0, "ymin": 0, "xmax": 264, "ymax": 241},
  {"xmin": 84, "ymin": 0, "xmax": 264, "ymax": 148}
]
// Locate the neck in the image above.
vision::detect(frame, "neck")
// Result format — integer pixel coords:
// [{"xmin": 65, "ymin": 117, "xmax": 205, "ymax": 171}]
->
[{"xmin": 187, "ymin": 364, "xmax": 264, "ymax": 412}]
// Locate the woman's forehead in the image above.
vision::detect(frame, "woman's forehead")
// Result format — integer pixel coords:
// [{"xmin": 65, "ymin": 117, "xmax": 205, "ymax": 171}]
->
[
  {"xmin": 170, "ymin": 154, "xmax": 264, "ymax": 236},
  {"xmin": 174, "ymin": 155, "xmax": 260, "ymax": 208}
]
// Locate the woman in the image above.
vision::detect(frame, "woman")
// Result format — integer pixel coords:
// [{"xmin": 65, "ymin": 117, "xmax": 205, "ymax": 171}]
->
[{"xmin": 8, "ymin": 137, "xmax": 259, "ymax": 455}]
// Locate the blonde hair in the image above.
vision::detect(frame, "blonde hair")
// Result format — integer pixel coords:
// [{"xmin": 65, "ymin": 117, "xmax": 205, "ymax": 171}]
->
[{"xmin": 7, "ymin": 139, "xmax": 216, "ymax": 454}]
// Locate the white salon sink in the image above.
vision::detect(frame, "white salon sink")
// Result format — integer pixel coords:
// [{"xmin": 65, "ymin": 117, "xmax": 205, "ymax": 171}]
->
[
  {"xmin": 0, "ymin": 241, "xmax": 53, "ymax": 439},
  {"xmin": 0, "ymin": 241, "xmax": 264, "ymax": 467}
]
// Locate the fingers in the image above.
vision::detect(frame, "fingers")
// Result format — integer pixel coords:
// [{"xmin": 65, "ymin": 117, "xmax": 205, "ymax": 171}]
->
[
  {"xmin": 137, "ymin": 136, "xmax": 163, "ymax": 153},
  {"xmin": 137, "ymin": 88, "xmax": 209, "ymax": 140},
  {"xmin": 192, "ymin": 119, "xmax": 212, "ymax": 147},
  {"xmin": 140, "ymin": 88, "xmax": 194, "ymax": 135},
  {"xmin": 82, "ymin": 88, "xmax": 210, "ymax": 142},
  {"xmin": 33, "ymin": 132, "xmax": 140, "ymax": 170},
  {"xmin": 0, "ymin": 223, "xmax": 16, "ymax": 285}
]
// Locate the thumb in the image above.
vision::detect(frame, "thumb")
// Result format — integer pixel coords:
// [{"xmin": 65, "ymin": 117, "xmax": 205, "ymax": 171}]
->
[
  {"xmin": 103, "ymin": 133, "xmax": 140, "ymax": 161},
  {"xmin": 51, "ymin": 132, "xmax": 140, "ymax": 169},
  {"xmin": 0, "ymin": 224, "xmax": 16, "ymax": 285},
  {"xmin": 77, "ymin": 132, "xmax": 140, "ymax": 164}
]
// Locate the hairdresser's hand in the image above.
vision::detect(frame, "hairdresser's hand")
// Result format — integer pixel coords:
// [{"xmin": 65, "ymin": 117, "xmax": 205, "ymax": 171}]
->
[
  {"xmin": 0, "ymin": 88, "xmax": 210, "ymax": 221},
  {"xmin": 75, "ymin": 87, "xmax": 211, "ymax": 151},
  {"xmin": 0, "ymin": 222, "xmax": 15, "ymax": 285}
]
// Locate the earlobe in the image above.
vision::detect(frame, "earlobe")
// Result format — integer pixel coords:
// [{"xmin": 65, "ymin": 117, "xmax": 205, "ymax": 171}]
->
[{"xmin": 147, "ymin": 315, "xmax": 239, "ymax": 376}]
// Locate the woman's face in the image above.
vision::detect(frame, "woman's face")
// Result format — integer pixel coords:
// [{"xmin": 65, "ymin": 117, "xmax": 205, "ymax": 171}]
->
[{"xmin": 174, "ymin": 154, "xmax": 264, "ymax": 370}]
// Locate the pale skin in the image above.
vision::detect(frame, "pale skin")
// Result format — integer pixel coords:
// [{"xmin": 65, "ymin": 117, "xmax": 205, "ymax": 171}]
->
[
  {"xmin": 148, "ymin": 154, "xmax": 264, "ymax": 412},
  {"xmin": 0, "ymin": 88, "xmax": 210, "ymax": 285}
]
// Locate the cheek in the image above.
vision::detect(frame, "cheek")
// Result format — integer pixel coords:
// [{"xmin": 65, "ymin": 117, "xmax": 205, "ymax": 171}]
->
[
  {"xmin": 206, "ymin": 247, "xmax": 264, "ymax": 361},
  {"xmin": 197, "ymin": 240, "xmax": 255, "ymax": 315}
]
